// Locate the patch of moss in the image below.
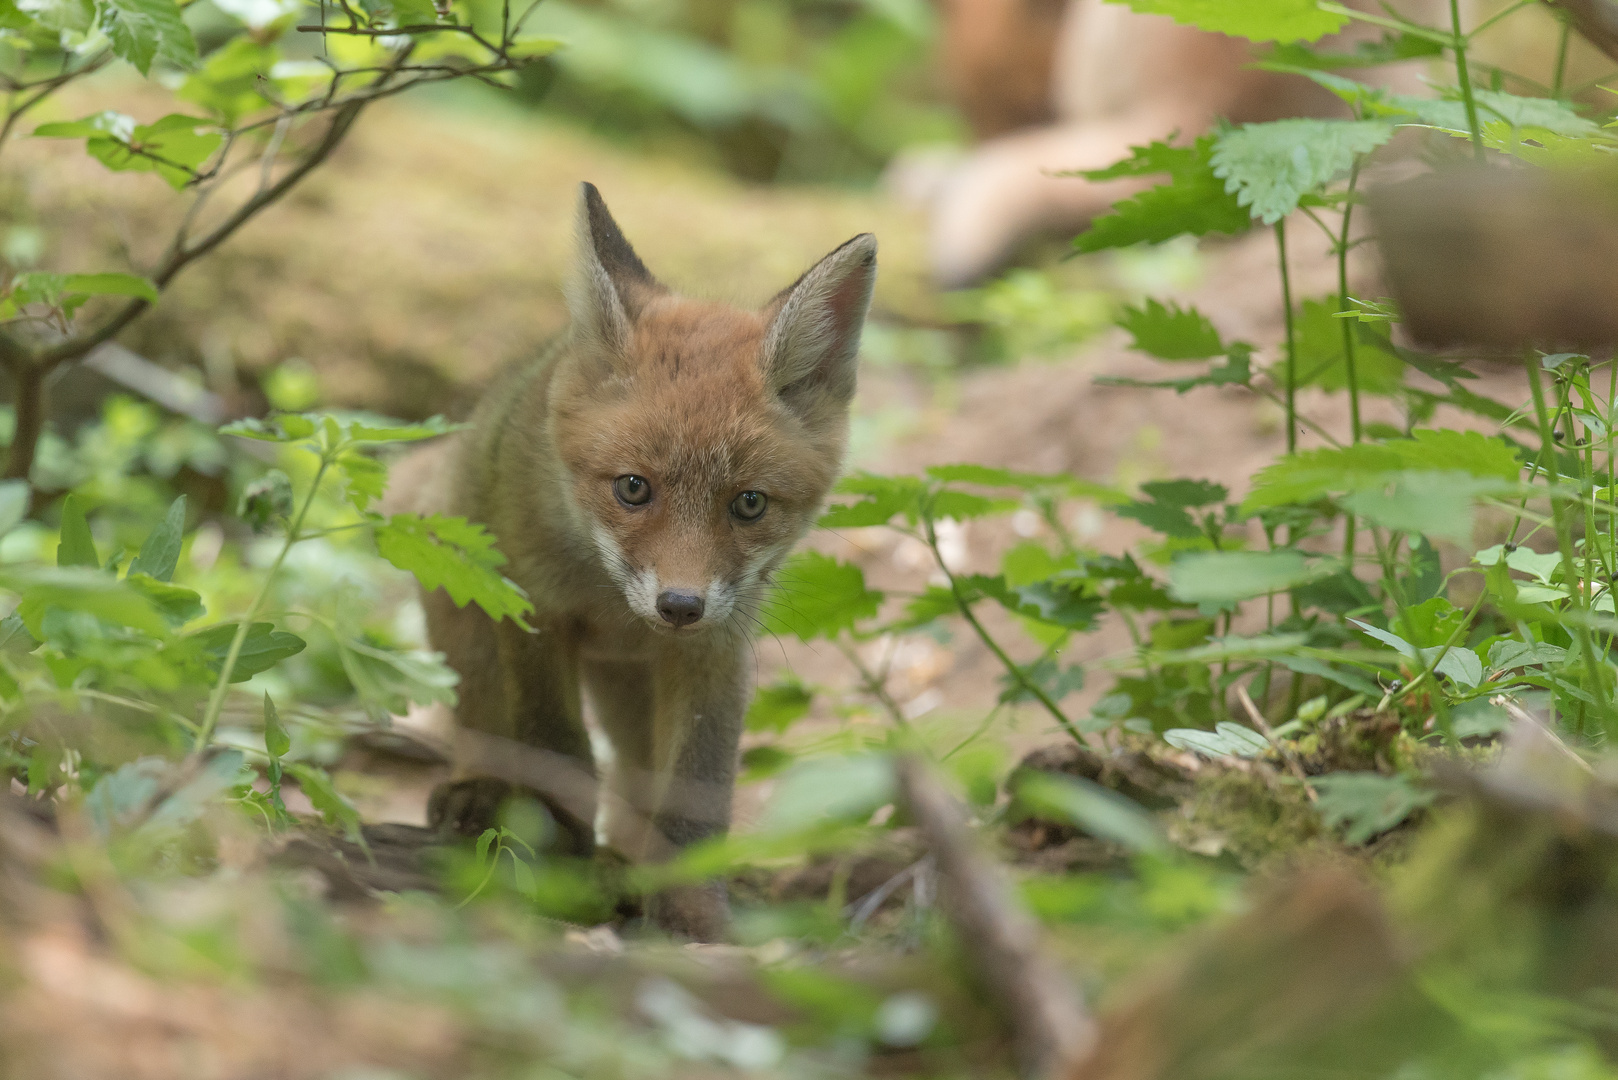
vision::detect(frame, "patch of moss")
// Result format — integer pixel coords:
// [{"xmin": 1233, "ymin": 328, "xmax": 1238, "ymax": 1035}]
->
[{"xmin": 1176, "ymin": 766, "xmax": 1324, "ymax": 869}]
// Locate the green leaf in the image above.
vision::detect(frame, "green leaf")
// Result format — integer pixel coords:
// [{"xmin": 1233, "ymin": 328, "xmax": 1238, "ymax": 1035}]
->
[
  {"xmin": 1388, "ymin": 429, "xmax": 1522, "ymax": 483},
  {"xmin": 4, "ymin": 565, "xmax": 169, "ymax": 637},
  {"xmin": 1340, "ymin": 470, "xmax": 1495, "ymax": 544},
  {"xmin": 1164, "ymin": 721, "xmax": 1270, "ymax": 758},
  {"xmin": 1243, "ymin": 444, "xmax": 1405, "ymax": 509},
  {"xmin": 344, "ymin": 416, "xmax": 460, "ymax": 443},
  {"xmin": 761, "ymin": 552, "xmax": 882, "ymax": 641},
  {"xmin": 760, "ymin": 754, "xmax": 894, "ymax": 833},
  {"xmin": 285, "ymin": 762, "xmax": 362, "ymax": 838},
  {"xmin": 745, "ymin": 678, "xmax": 814, "ymax": 734},
  {"xmin": 60, "ymin": 272, "xmax": 158, "ymax": 302},
  {"xmin": 374, "ymin": 513, "xmax": 533, "ymax": 625},
  {"xmin": 176, "ymin": 37, "xmax": 279, "ymax": 123},
  {"xmin": 1170, "ymin": 550, "xmax": 1329, "ymax": 603},
  {"xmin": 1350, "ymin": 618, "xmax": 1416, "ymax": 658},
  {"xmin": 1012, "ymin": 771, "xmax": 1165, "ymax": 853},
  {"xmin": 1287, "ymin": 299, "xmax": 1404, "ymax": 395},
  {"xmin": 1211, "ymin": 119, "xmax": 1395, "ymax": 224},
  {"xmin": 1075, "ymin": 136, "xmax": 1250, "ymax": 253},
  {"xmin": 819, "ymin": 472, "xmax": 928, "ymax": 527},
  {"xmin": 1400, "ymin": 88, "xmax": 1602, "ymax": 139},
  {"xmin": 1312, "ymin": 771, "xmax": 1434, "ymax": 844},
  {"xmin": 337, "ymin": 637, "xmax": 458, "ymax": 714},
  {"xmin": 56, "ymin": 494, "xmax": 98, "ymax": 567},
  {"xmin": 1263, "ymin": 31, "xmax": 1442, "ymax": 68},
  {"xmin": 508, "ymin": 34, "xmax": 563, "ymax": 57},
  {"xmin": 1116, "ymin": 499, "xmax": 1199, "ymax": 539},
  {"xmin": 1106, "ymin": 0, "xmax": 1348, "ymax": 42},
  {"xmin": 186, "ymin": 622, "xmax": 307, "ymax": 681},
  {"xmin": 1117, "ymin": 299, "xmax": 1225, "ymax": 360},
  {"xmin": 99, "ymin": 0, "xmax": 197, "ymax": 73},
  {"xmin": 0, "ymin": 481, "xmax": 30, "ymax": 537},
  {"xmin": 39, "ymin": 112, "xmax": 218, "ymax": 189},
  {"xmin": 124, "ymin": 573, "xmax": 204, "ymax": 626},
  {"xmin": 128, "ymin": 495, "xmax": 186, "ymax": 582},
  {"xmin": 336, "ymin": 451, "xmax": 387, "ymax": 511},
  {"xmin": 263, "ymin": 691, "xmax": 290, "ymax": 758},
  {"xmin": 1076, "ymin": 139, "xmax": 1198, "ymax": 181},
  {"xmin": 1140, "ymin": 478, "xmax": 1227, "ymax": 509}
]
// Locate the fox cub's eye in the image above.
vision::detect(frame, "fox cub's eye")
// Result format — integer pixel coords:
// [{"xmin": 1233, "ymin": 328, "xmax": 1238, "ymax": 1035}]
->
[
  {"xmin": 613, "ymin": 475, "xmax": 652, "ymax": 506},
  {"xmin": 731, "ymin": 491, "xmax": 767, "ymax": 521}
]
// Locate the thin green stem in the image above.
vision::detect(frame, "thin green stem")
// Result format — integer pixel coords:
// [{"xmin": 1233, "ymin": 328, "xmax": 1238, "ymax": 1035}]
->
[
  {"xmin": 922, "ymin": 514, "xmax": 1082, "ymax": 743},
  {"xmin": 1527, "ymin": 355, "xmax": 1612, "ymax": 724},
  {"xmin": 1450, "ymin": 0, "xmax": 1486, "ymax": 161},
  {"xmin": 190, "ymin": 457, "xmax": 331, "ymax": 758},
  {"xmin": 1338, "ymin": 160, "xmax": 1363, "ymax": 564},
  {"xmin": 1276, "ymin": 219, "xmax": 1298, "ymax": 455},
  {"xmin": 1553, "ymin": 10, "xmax": 1572, "ymax": 98}
]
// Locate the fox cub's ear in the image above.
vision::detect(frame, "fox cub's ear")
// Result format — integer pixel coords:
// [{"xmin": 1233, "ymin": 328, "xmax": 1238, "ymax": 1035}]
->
[
  {"xmin": 761, "ymin": 233, "xmax": 877, "ymax": 412},
  {"xmin": 568, "ymin": 182, "xmax": 665, "ymax": 358}
]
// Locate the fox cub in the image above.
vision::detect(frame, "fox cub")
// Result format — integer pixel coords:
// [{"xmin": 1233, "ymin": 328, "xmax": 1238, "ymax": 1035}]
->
[{"xmin": 414, "ymin": 183, "xmax": 876, "ymax": 939}]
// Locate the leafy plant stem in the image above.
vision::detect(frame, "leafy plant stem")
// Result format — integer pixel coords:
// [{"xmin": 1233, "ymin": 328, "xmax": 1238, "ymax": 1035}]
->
[
  {"xmin": 1337, "ymin": 160, "xmax": 1362, "ymax": 564},
  {"xmin": 190, "ymin": 455, "xmax": 331, "ymax": 758},
  {"xmin": 1276, "ymin": 219, "xmax": 1297, "ymax": 455},
  {"xmin": 1554, "ymin": 9, "xmax": 1573, "ymax": 97},
  {"xmin": 1526, "ymin": 355, "xmax": 1611, "ymax": 722},
  {"xmin": 834, "ymin": 635, "xmax": 912, "ymax": 732},
  {"xmin": 921, "ymin": 514, "xmax": 1082, "ymax": 743},
  {"xmin": 1450, "ymin": 0, "xmax": 1487, "ymax": 161}
]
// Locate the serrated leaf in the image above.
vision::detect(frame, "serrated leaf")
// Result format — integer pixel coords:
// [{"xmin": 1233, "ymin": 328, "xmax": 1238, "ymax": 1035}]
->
[
  {"xmin": 1075, "ymin": 136, "xmax": 1250, "ymax": 253},
  {"xmin": 819, "ymin": 472, "xmax": 927, "ymax": 527},
  {"xmin": 1076, "ymin": 139, "xmax": 1198, "ymax": 181},
  {"xmin": 1117, "ymin": 299, "xmax": 1225, "ymax": 360},
  {"xmin": 761, "ymin": 552, "xmax": 882, "ymax": 641},
  {"xmin": 374, "ymin": 513, "xmax": 533, "ymax": 625},
  {"xmin": 56, "ymin": 494, "xmax": 98, "ymax": 568},
  {"xmin": 99, "ymin": 0, "xmax": 197, "ymax": 74},
  {"xmin": 1400, "ymin": 88, "xmax": 1601, "ymax": 139},
  {"xmin": 128, "ymin": 495, "xmax": 186, "ymax": 582},
  {"xmin": 1212, "ymin": 119, "xmax": 1395, "ymax": 224},
  {"xmin": 1312, "ymin": 771, "xmax": 1434, "ymax": 844},
  {"xmin": 1487, "ymin": 639, "xmax": 1566, "ymax": 671},
  {"xmin": 1288, "ymin": 299, "xmax": 1404, "ymax": 395},
  {"xmin": 1116, "ymin": 499, "xmax": 1199, "ymax": 539},
  {"xmin": 1140, "ymin": 478, "xmax": 1228, "ymax": 509},
  {"xmin": 1340, "ymin": 470, "xmax": 1494, "ymax": 544},
  {"xmin": 1264, "ymin": 31, "xmax": 1442, "ymax": 69},
  {"xmin": 1107, "ymin": 0, "xmax": 1347, "ymax": 42},
  {"xmin": 186, "ymin": 622, "xmax": 306, "ymax": 681},
  {"xmin": 1169, "ymin": 550, "xmax": 1327, "ymax": 603},
  {"xmin": 336, "ymin": 451, "xmax": 387, "ymax": 511},
  {"xmin": 1242, "ymin": 444, "xmax": 1405, "ymax": 509},
  {"xmin": 1388, "ymin": 429, "xmax": 1521, "ymax": 483}
]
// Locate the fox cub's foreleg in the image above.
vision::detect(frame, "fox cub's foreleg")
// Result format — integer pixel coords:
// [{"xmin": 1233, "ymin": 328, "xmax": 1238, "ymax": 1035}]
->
[{"xmin": 424, "ymin": 589, "xmax": 598, "ymax": 855}]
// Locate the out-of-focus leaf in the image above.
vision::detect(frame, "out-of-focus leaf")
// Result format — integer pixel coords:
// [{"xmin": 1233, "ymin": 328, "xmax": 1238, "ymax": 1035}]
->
[
  {"xmin": 337, "ymin": 637, "xmax": 458, "ymax": 714},
  {"xmin": 1013, "ymin": 770, "xmax": 1166, "ymax": 853},
  {"xmin": 1107, "ymin": 0, "xmax": 1347, "ymax": 42},
  {"xmin": 746, "ymin": 679, "xmax": 813, "ymax": 734},
  {"xmin": 57, "ymin": 494, "xmax": 98, "ymax": 568},
  {"xmin": 0, "ymin": 482, "xmax": 29, "ymax": 537},
  {"xmin": 1170, "ymin": 550, "xmax": 1328, "ymax": 603},
  {"xmin": 128, "ymin": 495, "xmax": 186, "ymax": 582},
  {"xmin": 760, "ymin": 754, "xmax": 894, "ymax": 833},
  {"xmin": 1074, "ymin": 136, "xmax": 1250, "ymax": 253},
  {"xmin": 7, "ymin": 566, "xmax": 169, "ymax": 637},
  {"xmin": 124, "ymin": 573, "xmax": 204, "ymax": 626},
  {"xmin": 374, "ymin": 513, "xmax": 533, "ymax": 626},
  {"xmin": 186, "ymin": 622, "xmax": 306, "ymax": 681},
  {"xmin": 1289, "ymin": 299, "xmax": 1404, "ymax": 395},
  {"xmin": 263, "ymin": 691, "xmax": 290, "ymax": 758},
  {"xmin": 1340, "ymin": 470, "xmax": 1496, "ymax": 544},
  {"xmin": 286, "ymin": 761, "xmax": 362, "ymax": 838},
  {"xmin": 761, "ymin": 552, "xmax": 882, "ymax": 641},
  {"xmin": 1164, "ymin": 722, "xmax": 1270, "ymax": 759},
  {"xmin": 1312, "ymin": 771, "xmax": 1434, "ymax": 844}
]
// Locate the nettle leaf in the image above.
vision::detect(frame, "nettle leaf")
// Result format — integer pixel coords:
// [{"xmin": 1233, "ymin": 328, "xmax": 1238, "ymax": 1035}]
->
[
  {"xmin": 128, "ymin": 495, "xmax": 186, "ymax": 582},
  {"xmin": 1117, "ymin": 299, "xmax": 1225, "ymax": 360},
  {"xmin": 1107, "ymin": 0, "xmax": 1346, "ymax": 41},
  {"xmin": 1243, "ymin": 443, "xmax": 1404, "ymax": 509},
  {"xmin": 1340, "ymin": 470, "xmax": 1496, "ymax": 544},
  {"xmin": 1312, "ymin": 771, "xmax": 1434, "ymax": 844},
  {"xmin": 56, "ymin": 494, "xmax": 98, "ymax": 568},
  {"xmin": 1388, "ymin": 428, "xmax": 1522, "ymax": 483},
  {"xmin": 820, "ymin": 473, "xmax": 927, "ymax": 528},
  {"xmin": 1116, "ymin": 499, "xmax": 1199, "ymax": 539},
  {"xmin": 374, "ymin": 513, "xmax": 533, "ymax": 626},
  {"xmin": 761, "ymin": 552, "xmax": 883, "ymax": 641},
  {"xmin": 1169, "ymin": 550, "xmax": 1328, "ymax": 603},
  {"xmin": 1074, "ymin": 136, "xmax": 1250, "ymax": 253},
  {"xmin": 1264, "ymin": 31, "xmax": 1442, "ymax": 69},
  {"xmin": 1141, "ymin": 478, "xmax": 1227, "ymax": 509},
  {"xmin": 746, "ymin": 679, "xmax": 813, "ymax": 734},
  {"xmin": 187, "ymin": 622, "xmax": 306, "ymax": 681},
  {"xmin": 99, "ymin": 0, "xmax": 198, "ymax": 74},
  {"xmin": 336, "ymin": 451, "xmax": 387, "ymax": 511},
  {"xmin": 1400, "ymin": 88, "xmax": 1601, "ymax": 139},
  {"xmin": 1096, "ymin": 349, "xmax": 1253, "ymax": 394},
  {"xmin": 1212, "ymin": 119, "xmax": 1395, "ymax": 224},
  {"xmin": 999, "ymin": 655, "xmax": 1085, "ymax": 705},
  {"xmin": 1077, "ymin": 138, "xmax": 1198, "ymax": 181}
]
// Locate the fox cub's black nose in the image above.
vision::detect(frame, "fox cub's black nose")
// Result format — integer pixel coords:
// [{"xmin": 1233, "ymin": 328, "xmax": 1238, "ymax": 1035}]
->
[{"xmin": 657, "ymin": 591, "xmax": 705, "ymax": 627}]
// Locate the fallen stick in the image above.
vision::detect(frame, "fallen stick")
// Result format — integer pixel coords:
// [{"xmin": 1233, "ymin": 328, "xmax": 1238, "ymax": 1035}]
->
[{"xmin": 895, "ymin": 755, "xmax": 1095, "ymax": 1078}]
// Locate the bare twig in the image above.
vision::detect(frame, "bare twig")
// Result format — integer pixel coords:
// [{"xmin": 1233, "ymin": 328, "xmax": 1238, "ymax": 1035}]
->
[
  {"xmin": 896, "ymin": 755, "xmax": 1095, "ymax": 1079},
  {"xmin": 1236, "ymin": 682, "xmax": 1318, "ymax": 803}
]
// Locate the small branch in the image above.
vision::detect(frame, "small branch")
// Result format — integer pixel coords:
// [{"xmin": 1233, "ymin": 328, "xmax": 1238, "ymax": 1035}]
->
[
  {"xmin": 896, "ymin": 756, "xmax": 1095, "ymax": 1079},
  {"xmin": 3, "ymin": 366, "xmax": 44, "ymax": 482},
  {"xmin": 1235, "ymin": 683, "xmax": 1317, "ymax": 803}
]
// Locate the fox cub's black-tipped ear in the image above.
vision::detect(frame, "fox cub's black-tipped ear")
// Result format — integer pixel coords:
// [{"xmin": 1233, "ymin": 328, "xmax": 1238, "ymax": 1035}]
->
[
  {"xmin": 761, "ymin": 233, "xmax": 877, "ymax": 412},
  {"xmin": 568, "ymin": 182, "xmax": 664, "ymax": 356}
]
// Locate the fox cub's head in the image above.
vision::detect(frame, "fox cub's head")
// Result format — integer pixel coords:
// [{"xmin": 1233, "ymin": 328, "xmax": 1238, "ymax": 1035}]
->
[{"xmin": 554, "ymin": 183, "xmax": 876, "ymax": 633}]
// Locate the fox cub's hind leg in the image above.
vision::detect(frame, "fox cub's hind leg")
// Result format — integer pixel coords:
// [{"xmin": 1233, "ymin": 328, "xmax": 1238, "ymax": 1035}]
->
[{"xmin": 425, "ymin": 589, "xmax": 596, "ymax": 854}]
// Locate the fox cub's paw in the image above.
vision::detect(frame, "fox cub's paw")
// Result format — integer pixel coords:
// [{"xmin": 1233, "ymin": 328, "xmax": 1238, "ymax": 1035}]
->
[
  {"xmin": 649, "ymin": 881, "xmax": 732, "ymax": 943},
  {"xmin": 427, "ymin": 777, "xmax": 595, "ymax": 856}
]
